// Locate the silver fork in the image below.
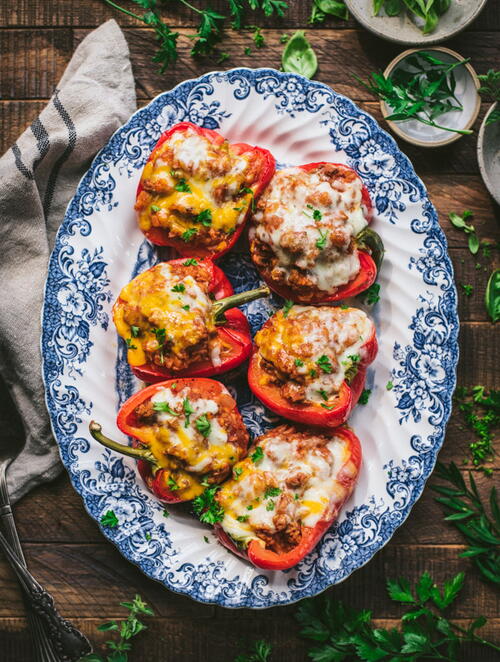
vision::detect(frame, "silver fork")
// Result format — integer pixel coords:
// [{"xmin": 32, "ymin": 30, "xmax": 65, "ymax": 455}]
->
[{"xmin": 0, "ymin": 454, "xmax": 91, "ymax": 661}]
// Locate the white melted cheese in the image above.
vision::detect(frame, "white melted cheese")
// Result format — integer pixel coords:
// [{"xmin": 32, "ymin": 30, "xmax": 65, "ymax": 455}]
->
[
  {"xmin": 219, "ymin": 431, "xmax": 352, "ymax": 545},
  {"xmin": 253, "ymin": 167, "xmax": 369, "ymax": 292},
  {"xmin": 150, "ymin": 385, "xmax": 228, "ymax": 473},
  {"xmin": 169, "ymin": 133, "xmax": 210, "ymax": 170}
]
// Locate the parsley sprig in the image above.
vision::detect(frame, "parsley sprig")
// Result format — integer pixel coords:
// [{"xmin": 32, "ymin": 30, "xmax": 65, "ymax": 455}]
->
[
  {"xmin": 453, "ymin": 386, "xmax": 499, "ymax": 472},
  {"xmin": 193, "ymin": 485, "xmax": 225, "ymax": 524},
  {"xmin": 80, "ymin": 595, "xmax": 154, "ymax": 662},
  {"xmin": 356, "ymin": 51, "xmax": 474, "ymax": 135},
  {"xmin": 234, "ymin": 639, "xmax": 272, "ymax": 662},
  {"xmin": 478, "ymin": 69, "xmax": 500, "ymax": 125},
  {"xmin": 296, "ymin": 571, "xmax": 500, "ymax": 660},
  {"xmin": 431, "ymin": 462, "xmax": 500, "ymax": 585}
]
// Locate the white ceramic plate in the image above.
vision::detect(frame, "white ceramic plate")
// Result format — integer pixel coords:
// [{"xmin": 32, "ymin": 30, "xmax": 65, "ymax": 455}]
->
[
  {"xmin": 345, "ymin": 0, "xmax": 488, "ymax": 46},
  {"xmin": 42, "ymin": 68, "xmax": 459, "ymax": 608}
]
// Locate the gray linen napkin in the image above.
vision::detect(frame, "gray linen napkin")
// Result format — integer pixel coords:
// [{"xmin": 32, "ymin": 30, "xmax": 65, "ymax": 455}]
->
[{"xmin": 0, "ymin": 19, "xmax": 137, "ymax": 503}]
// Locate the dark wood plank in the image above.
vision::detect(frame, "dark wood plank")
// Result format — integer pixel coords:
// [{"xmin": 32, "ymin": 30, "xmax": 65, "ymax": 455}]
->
[
  {"xmin": 2, "ymin": 0, "xmax": 499, "ymax": 30},
  {"xmin": 1, "ymin": 615, "xmax": 499, "ymax": 662},
  {"xmin": 1, "ymin": 542, "xmax": 498, "ymax": 618}
]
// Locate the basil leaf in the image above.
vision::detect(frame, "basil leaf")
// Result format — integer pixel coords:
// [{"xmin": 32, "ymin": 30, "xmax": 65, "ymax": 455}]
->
[
  {"xmin": 468, "ymin": 233, "xmax": 480, "ymax": 255},
  {"xmin": 315, "ymin": 0, "xmax": 348, "ymax": 20},
  {"xmin": 282, "ymin": 30, "xmax": 318, "ymax": 79},
  {"xmin": 385, "ymin": 0, "xmax": 403, "ymax": 16},
  {"xmin": 485, "ymin": 269, "xmax": 500, "ymax": 323}
]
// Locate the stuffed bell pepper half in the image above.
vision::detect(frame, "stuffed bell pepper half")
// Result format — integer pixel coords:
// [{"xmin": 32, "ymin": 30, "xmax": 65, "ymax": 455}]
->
[
  {"xmin": 197, "ymin": 423, "xmax": 361, "ymax": 570},
  {"xmin": 113, "ymin": 257, "xmax": 269, "ymax": 383},
  {"xmin": 89, "ymin": 378, "xmax": 249, "ymax": 503},
  {"xmin": 248, "ymin": 303, "xmax": 377, "ymax": 428},
  {"xmin": 249, "ymin": 162, "xmax": 384, "ymax": 303},
  {"xmin": 135, "ymin": 122, "xmax": 276, "ymax": 259}
]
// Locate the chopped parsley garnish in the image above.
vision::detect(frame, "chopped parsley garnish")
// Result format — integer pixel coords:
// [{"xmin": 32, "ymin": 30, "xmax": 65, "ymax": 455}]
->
[
  {"xmin": 167, "ymin": 475, "xmax": 179, "ymax": 491},
  {"xmin": 316, "ymin": 354, "xmax": 333, "ymax": 374},
  {"xmin": 386, "ymin": 380, "xmax": 394, "ymax": 391},
  {"xmin": 251, "ymin": 447, "xmax": 264, "ymax": 463},
  {"xmin": 348, "ymin": 354, "xmax": 361, "ymax": 363},
  {"xmin": 309, "ymin": 368, "xmax": 318, "ymax": 378},
  {"xmin": 282, "ymin": 299, "xmax": 294, "ymax": 318},
  {"xmin": 126, "ymin": 338, "xmax": 137, "ymax": 350},
  {"xmin": 153, "ymin": 401, "xmax": 179, "ymax": 416},
  {"xmin": 145, "ymin": 532, "xmax": 151, "ymax": 541},
  {"xmin": 461, "ymin": 283, "xmax": 474, "ymax": 297},
  {"xmin": 100, "ymin": 510, "xmax": 118, "ymax": 528},
  {"xmin": 181, "ymin": 227, "xmax": 198, "ymax": 242},
  {"xmin": 150, "ymin": 204, "xmax": 161, "ymax": 212},
  {"xmin": 237, "ymin": 515, "xmax": 249, "ymax": 522},
  {"xmin": 163, "ymin": 509, "xmax": 169, "ymax": 518},
  {"xmin": 244, "ymin": 46, "xmax": 252, "ymax": 56},
  {"xmin": 360, "ymin": 282, "xmax": 380, "ymax": 305},
  {"xmin": 280, "ymin": 33, "xmax": 290, "ymax": 43},
  {"xmin": 239, "ymin": 186, "xmax": 256, "ymax": 211},
  {"xmin": 266, "ymin": 500, "xmax": 275, "ymax": 511},
  {"xmin": 193, "ymin": 485, "xmax": 224, "ymax": 525},
  {"xmin": 233, "ymin": 467, "xmax": 243, "ymax": 479},
  {"xmin": 294, "ymin": 358, "xmax": 304, "ymax": 367},
  {"xmin": 171, "ymin": 283, "xmax": 186, "ymax": 293},
  {"xmin": 175, "ymin": 178, "xmax": 191, "ymax": 192},
  {"xmin": 201, "ymin": 477, "xmax": 210, "ymax": 487},
  {"xmin": 316, "ymin": 229, "xmax": 328, "ymax": 250},
  {"xmin": 294, "ymin": 493, "xmax": 299, "ymax": 500},
  {"xmin": 152, "ymin": 327, "xmax": 166, "ymax": 348},
  {"xmin": 183, "ymin": 398, "xmax": 194, "ymax": 427},
  {"xmin": 195, "ymin": 209, "xmax": 212, "ymax": 226},
  {"xmin": 318, "ymin": 389, "xmax": 329, "ymax": 401},
  {"xmin": 195, "ymin": 414, "xmax": 211, "ymax": 438},
  {"xmin": 182, "ymin": 304, "xmax": 190, "ymax": 311},
  {"xmin": 306, "ymin": 204, "xmax": 323, "ymax": 222},
  {"xmin": 183, "ymin": 258, "xmax": 198, "ymax": 266},
  {"xmin": 130, "ymin": 325, "xmax": 140, "ymax": 337},
  {"xmin": 246, "ymin": 505, "xmax": 254, "ymax": 511},
  {"xmin": 359, "ymin": 389, "xmax": 371, "ymax": 405},
  {"xmin": 264, "ymin": 486, "xmax": 281, "ymax": 499},
  {"xmin": 321, "ymin": 403, "xmax": 334, "ymax": 410},
  {"xmin": 253, "ymin": 26, "xmax": 265, "ymax": 48},
  {"xmin": 204, "ymin": 535, "xmax": 210, "ymax": 543},
  {"xmin": 340, "ymin": 304, "xmax": 349, "ymax": 310}
]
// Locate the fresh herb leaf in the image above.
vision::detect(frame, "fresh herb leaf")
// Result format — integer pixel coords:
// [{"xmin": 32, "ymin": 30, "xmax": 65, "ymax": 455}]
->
[
  {"xmin": 266, "ymin": 500, "xmax": 275, "ymax": 511},
  {"xmin": 386, "ymin": 380, "xmax": 394, "ymax": 390},
  {"xmin": 100, "ymin": 510, "xmax": 118, "ymax": 528},
  {"xmin": 183, "ymin": 258, "xmax": 198, "ymax": 266},
  {"xmin": 478, "ymin": 69, "xmax": 500, "ymax": 125},
  {"xmin": 244, "ymin": 46, "xmax": 252, "ymax": 55},
  {"xmin": 237, "ymin": 515, "xmax": 249, "ymax": 522},
  {"xmin": 171, "ymin": 283, "xmax": 186, "ymax": 293},
  {"xmin": 193, "ymin": 485, "xmax": 224, "ymax": 524},
  {"xmin": 153, "ymin": 327, "xmax": 166, "ymax": 348},
  {"xmin": 282, "ymin": 30, "xmax": 318, "ymax": 79},
  {"xmin": 163, "ymin": 509, "xmax": 170, "ymax": 518},
  {"xmin": 181, "ymin": 227, "xmax": 198, "ymax": 242},
  {"xmin": 253, "ymin": 26, "xmax": 265, "ymax": 48},
  {"xmin": 182, "ymin": 304, "xmax": 190, "ymax": 311},
  {"xmin": 316, "ymin": 354, "xmax": 333, "ymax": 374},
  {"xmin": 431, "ymin": 461, "xmax": 500, "ymax": 584},
  {"xmin": 217, "ymin": 51, "xmax": 230, "ymax": 64},
  {"xmin": 167, "ymin": 475, "xmax": 179, "ymax": 491},
  {"xmin": 130, "ymin": 325, "xmax": 140, "ymax": 338},
  {"xmin": 452, "ymin": 387, "xmax": 499, "ymax": 472},
  {"xmin": 233, "ymin": 466, "xmax": 243, "ymax": 479},
  {"xmin": 264, "ymin": 486, "xmax": 281, "ymax": 498},
  {"xmin": 449, "ymin": 210, "xmax": 479, "ymax": 255},
  {"xmin": 195, "ymin": 414, "xmax": 211, "ymax": 438},
  {"xmin": 310, "ymin": 0, "xmax": 348, "ymax": 24},
  {"xmin": 315, "ymin": 228, "xmax": 328, "ymax": 250},
  {"xmin": 309, "ymin": 368, "xmax": 317, "ymax": 378},
  {"xmin": 125, "ymin": 338, "xmax": 137, "ymax": 350},
  {"xmin": 321, "ymin": 402, "xmax": 334, "ymax": 410},
  {"xmin": 153, "ymin": 401, "xmax": 179, "ymax": 416},
  {"xmin": 280, "ymin": 33, "xmax": 289, "ymax": 43},
  {"xmin": 239, "ymin": 186, "xmax": 256, "ymax": 210},
  {"xmin": 359, "ymin": 388, "xmax": 371, "ymax": 404},
  {"xmin": 359, "ymin": 282, "xmax": 381, "ymax": 305},
  {"xmin": 195, "ymin": 208, "xmax": 212, "ymax": 226},
  {"xmin": 318, "ymin": 389, "xmax": 329, "ymax": 401},
  {"xmin": 150, "ymin": 204, "xmax": 161, "ymax": 212},
  {"xmin": 183, "ymin": 398, "xmax": 194, "ymax": 427},
  {"xmin": 234, "ymin": 639, "xmax": 272, "ymax": 662},
  {"xmin": 461, "ymin": 283, "xmax": 474, "ymax": 297},
  {"xmin": 251, "ymin": 446, "xmax": 264, "ymax": 463},
  {"xmin": 294, "ymin": 358, "xmax": 304, "ymax": 367},
  {"xmin": 485, "ymin": 269, "xmax": 500, "ymax": 322},
  {"xmin": 175, "ymin": 178, "xmax": 191, "ymax": 192},
  {"xmin": 282, "ymin": 300, "xmax": 294, "ymax": 318},
  {"xmin": 373, "ymin": 0, "xmax": 451, "ymax": 34}
]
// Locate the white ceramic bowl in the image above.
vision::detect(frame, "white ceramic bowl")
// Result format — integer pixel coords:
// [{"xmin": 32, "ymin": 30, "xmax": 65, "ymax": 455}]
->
[{"xmin": 477, "ymin": 103, "xmax": 500, "ymax": 206}]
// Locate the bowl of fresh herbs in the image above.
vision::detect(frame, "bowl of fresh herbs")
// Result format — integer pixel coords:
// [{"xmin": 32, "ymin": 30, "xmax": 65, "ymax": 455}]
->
[
  {"xmin": 477, "ymin": 70, "xmax": 500, "ymax": 206},
  {"xmin": 358, "ymin": 47, "xmax": 480, "ymax": 148},
  {"xmin": 345, "ymin": 0, "xmax": 488, "ymax": 46}
]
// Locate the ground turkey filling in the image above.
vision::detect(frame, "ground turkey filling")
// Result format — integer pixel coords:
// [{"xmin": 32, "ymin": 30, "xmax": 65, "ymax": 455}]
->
[
  {"xmin": 131, "ymin": 382, "xmax": 248, "ymax": 489},
  {"xmin": 254, "ymin": 305, "xmax": 373, "ymax": 405},
  {"xmin": 113, "ymin": 261, "xmax": 223, "ymax": 372},
  {"xmin": 250, "ymin": 163, "xmax": 369, "ymax": 301},
  {"xmin": 135, "ymin": 127, "xmax": 264, "ymax": 252},
  {"xmin": 216, "ymin": 424, "xmax": 355, "ymax": 554}
]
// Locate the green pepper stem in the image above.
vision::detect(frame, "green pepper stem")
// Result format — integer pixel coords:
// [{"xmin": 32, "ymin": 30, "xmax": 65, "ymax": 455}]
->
[
  {"xmin": 356, "ymin": 227, "xmax": 385, "ymax": 272},
  {"xmin": 212, "ymin": 285, "xmax": 270, "ymax": 324},
  {"xmin": 89, "ymin": 421, "xmax": 157, "ymax": 465}
]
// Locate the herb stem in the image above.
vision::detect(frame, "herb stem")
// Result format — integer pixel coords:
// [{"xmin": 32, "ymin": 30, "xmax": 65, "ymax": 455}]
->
[
  {"xmin": 450, "ymin": 622, "xmax": 500, "ymax": 652},
  {"xmin": 178, "ymin": 0, "xmax": 204, "ymax": 14},
  {"xmin": 102, "ymin": 0, "xmax": 143, "ymax": 21}
]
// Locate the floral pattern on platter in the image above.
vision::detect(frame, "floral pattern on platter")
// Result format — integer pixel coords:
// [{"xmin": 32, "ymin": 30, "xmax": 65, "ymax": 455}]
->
[{"xmin": 41, "ymin": 68, "xmax": 458, "ymax": 608}]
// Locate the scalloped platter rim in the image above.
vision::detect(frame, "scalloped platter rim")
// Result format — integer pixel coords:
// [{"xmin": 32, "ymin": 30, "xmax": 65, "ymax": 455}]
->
[{"xmin": 41, "ymin": 67, "xmax": 459, "ymax": 609}]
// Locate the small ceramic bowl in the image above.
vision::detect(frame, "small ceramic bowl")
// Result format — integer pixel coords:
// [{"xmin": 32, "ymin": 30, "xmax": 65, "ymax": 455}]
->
[
  {"xmin": 345, "ymin": 0, "xmax": 488, "ymax": 47},
  {"xmin": 381, "ymin": 47, "xmax": 480, "ymax": 148},
  {"xmin": 477, "ymin": 103, "xmax": 500, "ymax": 206}
]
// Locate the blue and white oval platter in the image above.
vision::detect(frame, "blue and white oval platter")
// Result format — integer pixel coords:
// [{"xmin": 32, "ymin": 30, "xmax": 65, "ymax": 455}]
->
[{"xmin": 41, "ymin": 68, "xmax": 459, "ymax": 608}]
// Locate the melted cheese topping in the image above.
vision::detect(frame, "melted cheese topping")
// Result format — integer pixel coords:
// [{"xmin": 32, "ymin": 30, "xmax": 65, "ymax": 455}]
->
[
  {"xmin": 137, "ymin": 128, "xmax": 254, "ymax": 243},
  {"xmin": 251, "ymin": 166, "xmax": 369, "ymax": 292},
  {"xmin": 217, "ymin": 429, "xmax": 355, "ymax": 546},
  {"xmin": 255, "ymin": 306, "xmax": 373, "ymax": 403},
  {"xmin": 130, "ymin": 384, "xmax": 244, "ymax": 499},
  {"xmin": 113, "ymin": 262, "xmax": 220, "ymax": 368}
]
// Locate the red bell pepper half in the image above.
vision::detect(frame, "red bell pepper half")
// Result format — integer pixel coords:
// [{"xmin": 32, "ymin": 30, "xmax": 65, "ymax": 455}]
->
[
  {"xmin": 136, "ymin": 122, "xmax": 276, "ymax": 260},
  {"xmin": 247, "ymin": 311, "xmax": 378, "ymax": 429},
  {"xmin": 253, "ymin": 161, "xmax": 384, "ymax": 304},
  {"xmin": 214, "ymin": 425, "xmax": 362, "ymax": 571},
  {"xmin": 89, "ymin": 378, "xmax": 249, "ymax": 504},
  {"xmin": 113, "ymin": 257, "xmax": 269, "ymax": 384}
]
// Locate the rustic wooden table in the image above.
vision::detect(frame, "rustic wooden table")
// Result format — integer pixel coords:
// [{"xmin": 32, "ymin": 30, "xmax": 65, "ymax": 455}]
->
[{"xmin": 0, "ymin": 2, "xmax": 499, "ymax": 660}]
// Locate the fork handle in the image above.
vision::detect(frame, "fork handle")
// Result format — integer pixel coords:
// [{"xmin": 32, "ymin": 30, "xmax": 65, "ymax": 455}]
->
[{"xmin": 0, "ymin": 528, "xmax": 91, "ymax": 662}]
